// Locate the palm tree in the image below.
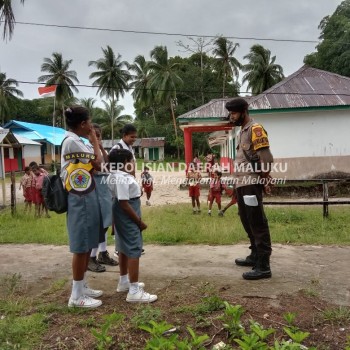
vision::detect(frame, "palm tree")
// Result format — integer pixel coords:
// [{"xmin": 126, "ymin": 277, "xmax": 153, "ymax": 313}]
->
[
  {"xmin": 212, "ymin": 36, "xmax": 242, "ymax": 97},
  {"xmin": 148, "ymin": 45, "xmax": 183, "ymax": 159},
  {"xmin": 129, "ymin": 55, "xmax": 157, "ymax": 122},
  {"xmin": 0, "ymin": 0, "xmax": 25, "ymax": 40},
  {"xmin": 80, "ymin": 97, "xmax": 96, "ymax": 118},
  {"xmin": 38, "ymin": 52, "xmax": 79, "ymax": 128},
  {"xmin": 94, "ymin": 100, "xmax": 133, "ymax": 139},
  {"xmin": 0, "ymin": 71, "xmax": 23, "ymax": 124},
  {"xmin": 89, "ymin": 46, "xmax": 130, "ymax": 143},
  {"xmin": 242, "ymin": 44, "xmax": 284, "ymax": 95}
]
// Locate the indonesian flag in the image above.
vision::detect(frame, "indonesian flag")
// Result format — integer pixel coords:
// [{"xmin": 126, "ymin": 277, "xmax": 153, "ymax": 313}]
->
[{"xmin": 38, "ymin": 85, "xmax": 57, "ymax": 97}]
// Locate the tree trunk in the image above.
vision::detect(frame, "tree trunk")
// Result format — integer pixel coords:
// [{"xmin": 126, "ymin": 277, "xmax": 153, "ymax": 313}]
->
[
  {"xmin": 200, "ymin": 53, "xmax": 204, "ymax": 104},
  {"xmin": 222, "ymin": 71, "xmax": 226, "ymax": 98},
  {"xmin": 170, "ymin": 100, "xmax": 180, "ymax": 160},
  {"xmin": 62, "ymin": 102, "xmax": 67, "ymax": 129},
  {"xmin": 111, "ymin": 96, "xmax": 115, "ymax": 144},
  {"xmin": 151, "ymin": 106, "xmax": 156, "ymax": 124}
]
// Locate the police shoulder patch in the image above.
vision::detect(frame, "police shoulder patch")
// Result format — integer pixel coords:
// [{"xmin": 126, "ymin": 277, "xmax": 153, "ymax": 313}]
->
[{"xmin": 251, "ymin": 124, "xmax": 269, "ymax": 150}]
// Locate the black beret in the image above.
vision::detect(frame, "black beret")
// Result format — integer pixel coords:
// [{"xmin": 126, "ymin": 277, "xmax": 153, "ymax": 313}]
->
[{"xmin": 225, "ymin": 98, "xmax": 248, "ymax": 112}]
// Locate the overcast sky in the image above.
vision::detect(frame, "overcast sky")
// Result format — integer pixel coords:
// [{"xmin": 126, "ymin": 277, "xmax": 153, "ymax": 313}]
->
[{"xmin": 0, "ymin": 0, "xmax": 343, "ymax": 117}]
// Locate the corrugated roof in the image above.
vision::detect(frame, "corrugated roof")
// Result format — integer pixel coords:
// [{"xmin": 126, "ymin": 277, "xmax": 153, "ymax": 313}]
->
[
  {"xmin": 140, "ymin": 138, "xmax": 165, "ymax": 148},
  {"xmin": 13, "ymin": 133, "xmax": 41, "ymax": 146},
  {"xmin": 178, "ymin": 66, "xmax": 350, "ymax": 120},
  {"xmin": 4, "ymin": 120, "xmax": 66, "ymax": 146},
  {"xmin": 249, "ymin": 65, "xmax": 350, "ymax": 109}
]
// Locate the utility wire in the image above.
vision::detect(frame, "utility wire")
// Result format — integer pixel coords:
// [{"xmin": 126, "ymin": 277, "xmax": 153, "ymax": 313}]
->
[
  {"xmin": 16, "ymin": 80, "xmax": 350, "ymax": 97},
  {"xmin": 0, "ymin": 20, "xmax": 320, "ymax": 44}
]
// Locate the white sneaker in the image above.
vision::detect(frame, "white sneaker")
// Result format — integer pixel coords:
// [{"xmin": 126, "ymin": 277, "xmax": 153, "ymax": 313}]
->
[
  {"xmin": 68, "ymin": 295, "xmax": 102, "ymax": 308},
  {"xmin": 146, "ymin": 200, "xmax": 151, "ymax": 206},
  {"xmin": 116, "ymin": 281, "xmax": 145, "ymax": 293},
  {"xmin": 113, "ymin": 251, "xmax": 119, "ymax": 258},
  {"xmin": 83, "ymin": 285, "xmax": 103, "ymax": 298},
  {"xmin": 126, "ymin": 288, "xmax": 158, "ymax": 303}
]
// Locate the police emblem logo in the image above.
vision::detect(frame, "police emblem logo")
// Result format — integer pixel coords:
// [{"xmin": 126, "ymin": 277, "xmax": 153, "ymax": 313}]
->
[
  {"xmin": 70, "ymin": 169, "xmax": 92, "ymax": 190},
  {"xmin": 253, "ymin": 127, "xmax": 263, "ymax": 137},
  {"xmin": 64, "ymin": 161, "xmax": 95, "ymax": 195}
]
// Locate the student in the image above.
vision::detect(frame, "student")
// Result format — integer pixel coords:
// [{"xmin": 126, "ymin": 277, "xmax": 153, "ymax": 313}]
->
[
  {"xmin": 87, "ymin": 123, "xmax": 118, "ymax": 273},
  {"xmin": 61, "ymin": 105, "xmax": 104, "ymax": 308},
  {"xmin": 29, "ymin": 161, "xmax": 49, "ymax": 216},
  {"xmin": 107, "ymin": 148, "xmax": 157, "ymax": 303},
  {"xmin": 186, "ymin": 162, "xmax": 201, "ymax": 214},
  {"xmin": 208, "ymin": 171, "xmax": 225, "ymax": 216},
  {"xmin": 141, "ymin": 166, "xmax": 153, "ymax": 206},
  {"xmin": 221, "ymin": 185, "xmax": 238, "ymax": 216},
  {"xmin": 110, "ymin": 124, "xmax": 137, "ymax": 257},
  {"xmin": 29, "ymin": 161, "xmax": 49, "ymax": 176},
  {"xmin": 32, "ymin": 164, "xmax": 49, "ymax": 218},
  {"xmin": 19, "ymin": 166, "xmax": 33, "ymax": 213}
]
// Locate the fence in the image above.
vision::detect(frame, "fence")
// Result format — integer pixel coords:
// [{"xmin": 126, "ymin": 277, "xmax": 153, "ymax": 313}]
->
[{"xmin": 263, "ymin": 179, "xmax": 350, "ymax": 217}]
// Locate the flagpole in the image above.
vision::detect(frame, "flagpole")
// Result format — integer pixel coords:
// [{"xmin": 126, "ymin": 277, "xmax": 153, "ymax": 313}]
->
[{"xmin": 52, "ymin": 93, "xmax": 56, "ymax": 173}]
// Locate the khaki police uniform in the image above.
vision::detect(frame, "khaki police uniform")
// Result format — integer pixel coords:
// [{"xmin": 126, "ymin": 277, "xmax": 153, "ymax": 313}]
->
[{"xmin": 234, "ymin": 118, "xmax": 272, "ymax": 256}]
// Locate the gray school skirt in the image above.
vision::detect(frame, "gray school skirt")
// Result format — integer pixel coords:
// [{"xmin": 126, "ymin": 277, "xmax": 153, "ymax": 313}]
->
[
  {"xmin": 94, "ymin": 174, "xmax": 112, "ymax": 229},
  {"xmin": 67, "ymin": 189, "xmax": 100, "ymax": 253},
  {"xmin": 113, "ymin": 198, "xmax": 143, "ymax": 258}
]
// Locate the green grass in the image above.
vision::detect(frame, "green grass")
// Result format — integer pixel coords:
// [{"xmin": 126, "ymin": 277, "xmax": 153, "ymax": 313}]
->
[{"xmin": 0, "ymin": 203, "xmax": 350, "ymax": 245}]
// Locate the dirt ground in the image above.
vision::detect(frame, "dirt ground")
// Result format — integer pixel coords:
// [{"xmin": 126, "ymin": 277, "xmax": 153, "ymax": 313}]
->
[
  {"xmin": 0, "ymin": 243, "xmax": 349, "ymax": 306},
  {"xmin": 1, "ymin": 169, "xmax": 350, "ymax": 348}
]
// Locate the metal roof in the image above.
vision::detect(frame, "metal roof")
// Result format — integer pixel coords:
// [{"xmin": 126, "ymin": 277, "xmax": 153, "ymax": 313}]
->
[
  {"xmin": 249, "ymin": 65, "xmax": 350, "ymax": 109},
  {"xmin": 13, "ymin": 133, "xmax": 41, "ymax": 146},
  {"xmin": 3, "ymin": 120, "xmax": 66, "ymax": 146},
  {"xmin": 178, "ymin": 66, "xmax": 350, "ymax": 121}
]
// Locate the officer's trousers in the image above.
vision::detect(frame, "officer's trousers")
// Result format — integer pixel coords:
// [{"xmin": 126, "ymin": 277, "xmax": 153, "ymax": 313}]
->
[{"xmin": 236, "ymin": 184, "xmax": 272, "ymax": 256}]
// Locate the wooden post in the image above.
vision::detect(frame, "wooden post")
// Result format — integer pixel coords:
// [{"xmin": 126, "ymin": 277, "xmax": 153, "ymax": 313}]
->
[
  {"xmin": 1, "ymin": 146, "xmax": 6, "ymax": 207},
  {"xmin": 10, "ymin": 171, "xmax": 16, "ymax": 215},
  {"xmin": 323, "ymin": 180, "xmax": 329, "ymax": 218}
]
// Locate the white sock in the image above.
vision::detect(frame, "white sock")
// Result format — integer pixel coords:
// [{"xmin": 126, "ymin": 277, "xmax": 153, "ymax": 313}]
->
[
  {"xmin": 99, "ymin": 233, "xmax": 108, "ymax": 252},
  {"xmin": 71, "ymin": 280, "xmax": 84, "ymax": 300},
  {"xmin": 83, "ymin": 272, "xmax": 88, "ymax": 288},
  {"xmin": 119, "ymin": 274, "xmax": 129, "ymax": 284},
  {"xmin": 208, "ymin": 210, "xmax": 211, "ymax": 213},
  {"xmin": 90, "ymin": 248, "xmax": 98, "ymax": 258},
  {"xmin": 129, "ymin": 282, "xmax": 140, "ymax": 295}
]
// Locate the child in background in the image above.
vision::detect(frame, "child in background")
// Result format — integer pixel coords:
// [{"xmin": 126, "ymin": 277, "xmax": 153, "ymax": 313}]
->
[
  {"xmin": 29, "ymin": 161, "xmax": 49, "ymax": 215},
  {"xmin": 208, "ymin": 171, "xmax": 225, "ymax": 216},
  {"xmin": 141, "ymin": 166, "xmax": 153, "ymax": 206},
  {"xmin": 221, "ymin": 185, "xmax": 237, "ymax": 216},
  {"xmin": 187, "ymin": 162, "xmax": 201, "ymax": 214},
  {"xmin": 108, "ymin": 148, "xmax": 157, "ymax": 303},
  {"xmin": 32, "ymin": 164, "xmax": 50, "ymax": 218},
  {"xmin": 19, "ymin": 166, "xmax": 34, "ymax": 213}
]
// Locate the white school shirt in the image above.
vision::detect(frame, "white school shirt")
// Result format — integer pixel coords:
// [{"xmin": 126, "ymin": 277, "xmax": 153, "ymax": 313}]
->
[
  {"xmin": 107, "ymin": 170, "xmax": 141, "ymax": 200},
  {"xmin": 60, "ymin": 131, "xmax": 92, "ymax": 183},
  {"xmin": 110, "ymin": 139, "xmax": 136, "ymax": 160}
]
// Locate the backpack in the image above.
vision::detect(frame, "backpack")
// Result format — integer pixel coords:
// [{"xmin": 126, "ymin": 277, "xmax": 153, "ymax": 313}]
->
[
  {"xmin": 42, "ymin": 173, "xmax": 68, "ymax": 214},
  {"xmin": 41, "ymin": 137, "xmax": 68, "ymax": 214}
]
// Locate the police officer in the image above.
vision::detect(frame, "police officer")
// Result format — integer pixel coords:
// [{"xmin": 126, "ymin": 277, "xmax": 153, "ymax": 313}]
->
[{"xmin": 226, "ymin": 97, "xmax": 273, "ymax": 280}]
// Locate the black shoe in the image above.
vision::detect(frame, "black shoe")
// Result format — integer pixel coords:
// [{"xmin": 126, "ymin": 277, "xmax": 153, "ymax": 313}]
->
[
  {"xmin": 242, "ymin": 255, "xmax": 271, "ymax": 280},
  {"xmin": 235, "ymin": 252, "xmax": 257, "ymax": 267},
  {"xmin": 97, "ymin": 251, "xmax": 119, "ymax": 266},
  {"xmin": 88, "ymin": 257, "xmax": 106, "ymax": 272}
]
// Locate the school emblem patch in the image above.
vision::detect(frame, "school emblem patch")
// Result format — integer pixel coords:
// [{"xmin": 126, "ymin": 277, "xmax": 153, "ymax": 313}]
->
[{"xmin": 64, "ymin": 161, "xmax": 95, "ymax": 195}]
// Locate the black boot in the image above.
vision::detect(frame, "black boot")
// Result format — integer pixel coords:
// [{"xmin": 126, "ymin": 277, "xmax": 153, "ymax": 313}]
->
[
  {"xmin": 242, "ymin": 255, "xmax": 272, "ymax": 280},
  {"xmin": 235, "ymin": 250, "xmax": 257, "ymax": 267}
]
